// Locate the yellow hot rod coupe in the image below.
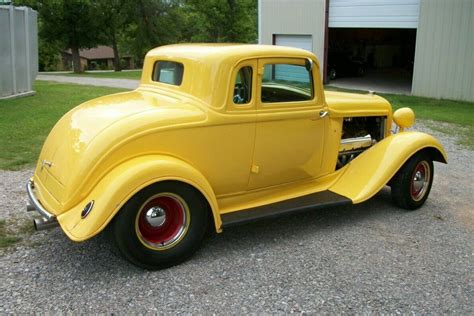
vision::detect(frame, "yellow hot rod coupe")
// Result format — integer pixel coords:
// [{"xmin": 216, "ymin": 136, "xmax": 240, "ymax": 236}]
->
[{"xmin": 27, "ymin": 44, "xmax": 447, "ymax": 269}]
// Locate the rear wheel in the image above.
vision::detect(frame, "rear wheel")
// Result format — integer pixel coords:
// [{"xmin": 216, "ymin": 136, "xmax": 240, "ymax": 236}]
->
[
  {"xmin": 112, "ymin": 181, "xmax": 208, "ymax": 269},
  {"xmin": 391, "ymin": 152, "xmax": 434, "ymax": 210}
]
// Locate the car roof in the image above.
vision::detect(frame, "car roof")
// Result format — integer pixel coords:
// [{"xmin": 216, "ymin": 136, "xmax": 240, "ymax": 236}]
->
[{"xmin": 146, "ymin": 43, "xmax": 318, "ymax": 65}]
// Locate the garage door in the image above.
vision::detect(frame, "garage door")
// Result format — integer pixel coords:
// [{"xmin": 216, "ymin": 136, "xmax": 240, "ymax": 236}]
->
[
  {"xmin": 274, "ymin": 35, "xmax": 313, "ymax": 52},
  {"xmin": 329, "ymin": 0, "xmax": 420, "ymax": 28},
  {"xmin": 273, "ymin": 35, "xmax": 313, "ymax": 82}
]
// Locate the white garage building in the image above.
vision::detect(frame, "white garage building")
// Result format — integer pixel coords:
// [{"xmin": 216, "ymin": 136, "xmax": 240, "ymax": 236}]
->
[
  {"xmin": 0, "ymin": 5, "xmax": 38, "ymax": 99},
  {"xmin": 259, "ymin": 0, "xmax": 474, "ymax": 102}
]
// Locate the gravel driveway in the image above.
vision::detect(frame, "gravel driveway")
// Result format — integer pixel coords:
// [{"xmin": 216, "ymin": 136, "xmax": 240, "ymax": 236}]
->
[
  {"xmin": 0, "ymin": 122, "xmax": 472, "ymax": 313},
  {"xmin": 36, "ymin": 74, "xmax": 139, "ymax": 89}
]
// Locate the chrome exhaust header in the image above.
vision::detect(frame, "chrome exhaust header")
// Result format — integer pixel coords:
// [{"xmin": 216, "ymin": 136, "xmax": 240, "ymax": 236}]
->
[
  {"xmin": 26, "ymin": 200, "xmax": 36, "ymax": 212},
  {"xmin": 26, "ymin": 180, "xmax": 59, "ymax": 231},
  {"xmin": 34, "ymin": 217, "xmax": 59, "ymax": 231}
]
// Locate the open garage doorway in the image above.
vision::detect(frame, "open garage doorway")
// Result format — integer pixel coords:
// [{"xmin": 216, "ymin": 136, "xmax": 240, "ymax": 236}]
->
[{"xmin": 327, "ymin": 28, "xmax": 416, "ymax": 94}]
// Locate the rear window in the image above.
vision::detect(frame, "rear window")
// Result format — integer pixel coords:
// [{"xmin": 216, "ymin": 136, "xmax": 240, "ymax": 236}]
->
[{"xmin": 152, "ymin": 61, "xmax": 184, "ymax": 86}]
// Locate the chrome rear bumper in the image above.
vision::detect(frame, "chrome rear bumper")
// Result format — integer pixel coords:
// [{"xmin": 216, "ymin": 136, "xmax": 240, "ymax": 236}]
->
[{"xmin": 26, "ymin": 180, "xmax": 59, "ymax": 231}]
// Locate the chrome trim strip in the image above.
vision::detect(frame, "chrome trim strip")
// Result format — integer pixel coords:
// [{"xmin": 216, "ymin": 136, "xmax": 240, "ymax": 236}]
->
[
  {"xmin": 26, "ymin": 180, "xmax": 56, "ymax": 221},
  {"xmin": 340, "ymin": 134, "xmax": 372, "ymax": 145}
]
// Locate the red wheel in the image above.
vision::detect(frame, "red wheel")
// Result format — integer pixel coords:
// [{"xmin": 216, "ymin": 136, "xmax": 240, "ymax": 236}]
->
[
  {"xmin": 112, "ymin": 182, "xmax": 208, "ymax": 269},
  {"xmin": 136, "ymin": 194, "xmax": 189, "ymax": 250},
  {"xmin": 391, "ymin": 152, "xmax": 434, "ymax": 210},
  {"xmin": 410, "ymin": 161, "xmax": 431, "ymax": 202}
]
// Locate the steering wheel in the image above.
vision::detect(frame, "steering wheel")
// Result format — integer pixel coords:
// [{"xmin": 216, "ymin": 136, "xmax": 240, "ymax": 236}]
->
[{"xmin": 233, "ymin": 83, "xmax": 246, "ymax": 104}]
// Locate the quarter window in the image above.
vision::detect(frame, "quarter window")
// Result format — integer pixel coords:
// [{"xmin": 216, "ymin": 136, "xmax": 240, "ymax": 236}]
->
[
  {"xmin": 153, "ymin": 61, "xmax": 184, "ymax": 86},
  {"xmin": 233, "ymin": 66, "xmax": 253, "ymax": 105},
  {"xmin": 261, "ymin": 63, "xmax": 313, "ymax": 103}
]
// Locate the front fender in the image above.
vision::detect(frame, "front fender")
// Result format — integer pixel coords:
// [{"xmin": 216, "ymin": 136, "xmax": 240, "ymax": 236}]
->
[
  {"xmin": 57, "ymin": 155, "xmax": 221, "ymax": 242},
  {"xmin": 329, "ymin": 131, "xmax": 447, "ymax": 203}
]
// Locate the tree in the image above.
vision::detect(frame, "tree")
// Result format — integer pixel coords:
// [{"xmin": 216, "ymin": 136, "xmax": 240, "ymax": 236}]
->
[
  {"xmin": 37, "ymin": 38, "xmax": 62, "ymax": 71},
  {"xmin": 120, "ymin": 0, "xmax": 182, "ymax": 62},
  {"xmin": 182, "ymin": 0, "xmax": 257, "ymax": 43},
  {"xmin": 18, "ymin": 0, "xmax": 259, "ymax": 71},
  {"xmin": 31, "ymin": 0, "xmax": 103, "ymax": 73},
  {"xmin": 96, "ymin": 0, "xmax": 131, "ymax": 71}
]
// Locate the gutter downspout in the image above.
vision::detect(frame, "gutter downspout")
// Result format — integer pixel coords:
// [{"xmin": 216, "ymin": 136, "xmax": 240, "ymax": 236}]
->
[
  {"xmin": 323, "ymin": 0, "xmax": 330, "ymax": 84},
  {"xmin": 258, "ymin": 0, "xmax": 262, "ymax": 44},
  {"xmin": 9, "ymin": 5, "xmax": 17, "ymax": 94}
]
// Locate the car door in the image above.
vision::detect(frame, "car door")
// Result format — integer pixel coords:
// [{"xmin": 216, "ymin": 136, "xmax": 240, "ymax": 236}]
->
[
  {"xmin": 210, "ymin": 59, "xmax": 257, "ymax": 195},
  {"xmin": 248, "ymin": 57, "xmax": 327, "ymax": 190}
]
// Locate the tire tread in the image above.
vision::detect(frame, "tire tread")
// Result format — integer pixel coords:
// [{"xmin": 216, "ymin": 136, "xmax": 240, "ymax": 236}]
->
[{"xmin": 391, "ymin": 152, "xmax": 434, "ymax": 210}]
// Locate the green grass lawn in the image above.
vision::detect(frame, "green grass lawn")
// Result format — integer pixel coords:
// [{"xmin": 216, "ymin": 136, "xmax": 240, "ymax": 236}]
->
[
  {"xmin": 48, "ymin": 70, "xmax": 142, "ymax": 80},
  {"xmin": 382, "ymin": 93, "xmax": 473, "ymax": 126},
  {"xmin": 0, "ymin": 217, "xmax": 36, "ymax": 250},
  {"xmin": 0, "ymin": 81, "xmax": 472, "ymax": 170},
  {"xmin": 382, "ymin": 93, "xmax": 474, "ymax": 148},
  {"xmin": 0, "ymin": 81, "xmax": 126, "ymax": 170}
]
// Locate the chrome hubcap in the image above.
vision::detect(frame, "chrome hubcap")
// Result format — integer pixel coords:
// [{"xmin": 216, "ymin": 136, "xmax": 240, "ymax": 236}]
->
[
  {"xmin": 412, "ymin": 171, "xmax": 425, "ymax": 193},
  {"xmin": 145, "ymin": 207, "xmax": 166, "ymax": 227},
  {"xmin": 136, "ymin": 193, "xmax": 189, "ymax": 250},
  {"xmin": 410, "ymin": 161, "xmax": 431, "ymax": 201}
]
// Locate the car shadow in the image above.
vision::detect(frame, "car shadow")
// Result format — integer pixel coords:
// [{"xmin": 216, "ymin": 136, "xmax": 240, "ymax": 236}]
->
[
  {"xmin": 22, "ymin": 187, "xmax": 404, "ymax": 276},
  {"xmin": 203, "ymin": 188, "xmax": 398, "ymax": 247}
]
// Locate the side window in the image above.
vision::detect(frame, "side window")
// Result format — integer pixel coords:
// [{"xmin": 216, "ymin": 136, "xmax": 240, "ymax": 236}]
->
[
  {"xmin": 233, "ymin": 66, "xmax": 253, "ymax": 105},
  {"xmin": 261, "ymin": 63, "xmax": 313, "ymax": 103},
  {"xmin": 153, "ymin": 61, "xmax": 184, "ymax": 86}
]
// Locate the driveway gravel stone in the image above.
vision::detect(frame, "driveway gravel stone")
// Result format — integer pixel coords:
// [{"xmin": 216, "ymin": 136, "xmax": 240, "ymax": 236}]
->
[
  {"xmin": 36, "ymin": 74, "xmax": 139, "ymax": 89},
  {"xmin": 0, "ymin": 121, "xmax": 472, "ymax": 313}
]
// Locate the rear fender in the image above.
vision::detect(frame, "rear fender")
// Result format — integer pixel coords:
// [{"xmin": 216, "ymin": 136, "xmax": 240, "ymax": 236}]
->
[
  {"xmin": 57, "ymin": 155, "xmax": 220, "ymax": 242},
  {"xmin": 330, "ymin": 132, "xmax": 447, "ymax": 203}
]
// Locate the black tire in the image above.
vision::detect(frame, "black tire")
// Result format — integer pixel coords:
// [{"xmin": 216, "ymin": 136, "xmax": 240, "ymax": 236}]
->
[
  {"xmin": 329, "ymin": 68, "xmax": 337, "ymax": 80},
  {"xmin": 111, "ymin": 181, "xmax": 208, "ymax": 270},
  {"xmin": 391, "ymin": 152, "xmax": 434, "ymax": 210}
]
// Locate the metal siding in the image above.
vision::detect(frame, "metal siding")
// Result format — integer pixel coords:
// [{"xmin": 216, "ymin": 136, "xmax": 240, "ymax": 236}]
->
[
  {"xmin": 260, "ymin": 0, "xmax": 326, "ymax": 77},
  {"xmin": 0, "ymin": 5, "xmax": 38, "ymax": 99},
  {"xmin": 29, "ymin": 10, "xmax": 38, "ymax": 83},
  {"xmin": 462, "ymin": 1, "xmax": 474, "ymax": 102},
  {"xmin": 412, "ymin": 0, "xmax": 474, "ymax": 101},
  {"xmin": 329, "ymin": 0, "xmax": 420, "ymax": 28},
  {"xmin": 14, "ymin": 8, "xmax": 28, "ymax": 93},
  {"xmin": 0, "ymin": 8, "xmax": 13, "ymax": 97}
]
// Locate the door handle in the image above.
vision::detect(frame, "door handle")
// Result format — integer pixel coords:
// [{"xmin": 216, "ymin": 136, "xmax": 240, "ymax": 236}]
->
[{"xmin": 310, "ymin": 110, "xmax": 329, "ymax": 121}]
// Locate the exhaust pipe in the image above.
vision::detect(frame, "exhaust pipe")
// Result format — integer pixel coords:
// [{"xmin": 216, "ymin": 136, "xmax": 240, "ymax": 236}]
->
[
  {"xmin": 34, "ymin": 217, "xmax": 59, "ymax": 231},
  {"xmin": 26, "ymin": 200, "xmax": 36, "ymax": 212},
  {"xmin": 27, "ymin": 180, "xmax": 59, "ymax": 231}
]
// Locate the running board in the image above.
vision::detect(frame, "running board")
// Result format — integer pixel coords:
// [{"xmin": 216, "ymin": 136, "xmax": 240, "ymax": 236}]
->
[{"xmin": 221, "ymin": 191, "xmax": 352, "ymax": 228}]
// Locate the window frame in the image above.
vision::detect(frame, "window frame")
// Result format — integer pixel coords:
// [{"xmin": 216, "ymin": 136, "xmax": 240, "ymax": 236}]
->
[
  {"xmin": 151, "ymin": 60, "xmax": 185, "ymax": 86},
  {"xmin": 227, "ymin": 60, "xmax": 257, "ymax": 112},
  {"xmin": 257, "ymin": 57, "xmax": 322, "ymax": 112},
  {"xmin": 232, "ymin": 65, "xmax": 253, "ymax": 106}
]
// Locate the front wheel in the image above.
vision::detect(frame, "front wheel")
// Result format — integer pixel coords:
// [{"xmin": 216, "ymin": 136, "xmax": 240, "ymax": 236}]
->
[
  {"xmin": 390, "ymin": 152, "xmax": 434, "ymax": 210},
  {"xmin": 112, "ymin": 181, "xmax": 209, "ymax": 269}
]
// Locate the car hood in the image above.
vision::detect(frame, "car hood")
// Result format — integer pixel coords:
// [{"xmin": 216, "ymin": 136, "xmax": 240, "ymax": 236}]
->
[
  {"xmin": 34, "ymin": 89, "xmax": 206, "ymax": 209},
  {"xmin": 324, "ymin": 90, "xmax": 392, "ymax": 117}
]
